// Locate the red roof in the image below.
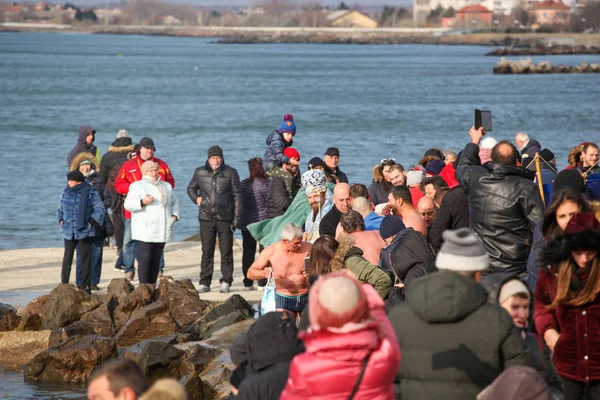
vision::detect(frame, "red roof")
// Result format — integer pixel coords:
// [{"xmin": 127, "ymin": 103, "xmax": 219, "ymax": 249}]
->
[
  {"xmin": 531, "ymin": 0, "xmax": 570, "ymax": 10},
  {"xmin": 456, "ymin": 4, "xmax": 493, "ymax": 14}
]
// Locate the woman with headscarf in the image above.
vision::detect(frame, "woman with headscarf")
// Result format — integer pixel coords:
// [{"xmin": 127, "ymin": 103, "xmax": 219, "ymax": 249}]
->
[{"xmin": 124, "ymin": 161, "xmax": 179, "ymax": 285}]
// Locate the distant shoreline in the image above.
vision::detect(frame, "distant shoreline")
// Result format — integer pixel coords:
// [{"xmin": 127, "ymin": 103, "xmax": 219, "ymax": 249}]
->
[{"xmin": 2, "ymin": 23, "xmax": 600, "ymax": 47}]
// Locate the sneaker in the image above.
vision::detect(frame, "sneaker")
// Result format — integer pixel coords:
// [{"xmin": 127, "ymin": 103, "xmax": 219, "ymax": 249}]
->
[
  {"xmin": 78, "ymin": 286, "xmax": 91, "ymax": 295},
  {"xmin": 114, "ymin": 265, "xmax": 125, "ymax": 272},
  {"xmin": 90, "ymin": 284, "xmax": 100, "ymax": 291},
  {"xmin": 244, "ymin": 285, "xmax": 257, "ymax": 291},
  {"xmin": 219, "ymin": 283, "xmax": 231, "ymax": 293},
  {"xmin": 197, "ymin": 285, "xmax": 211, "ymax": 293},
  {"xmin": 126, "ymin": 271, "xmax": 135, "ymax": 281}
]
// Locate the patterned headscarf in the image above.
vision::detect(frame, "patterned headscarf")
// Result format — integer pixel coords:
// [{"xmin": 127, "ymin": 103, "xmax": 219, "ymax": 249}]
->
[{"xmin": 302, "ymin": 169, "xmax": 326, "ymax": 195}]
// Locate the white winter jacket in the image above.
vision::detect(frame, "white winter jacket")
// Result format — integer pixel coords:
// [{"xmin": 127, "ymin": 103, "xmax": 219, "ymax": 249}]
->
[{"xmin": 124, "ymin": 178, "xmax": 180, "ymax": 243}]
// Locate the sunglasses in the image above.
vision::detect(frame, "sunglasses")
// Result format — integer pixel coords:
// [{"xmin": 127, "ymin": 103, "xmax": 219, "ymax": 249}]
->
[{"xmin": 380, "ymin": 158, "xmax": 396, "ymax": 167}]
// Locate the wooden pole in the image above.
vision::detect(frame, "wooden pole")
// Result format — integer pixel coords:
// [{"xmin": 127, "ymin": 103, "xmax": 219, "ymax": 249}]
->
[{"xmin": 535, "ymin": 153, "xmax": 545, "ymax": 204}]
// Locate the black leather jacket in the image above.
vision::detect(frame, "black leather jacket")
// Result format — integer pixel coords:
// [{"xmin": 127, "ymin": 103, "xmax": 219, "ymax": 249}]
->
[
  {"xmin": 456, "ymin": 143, "xmax": 544, "ymax": 275},
  {"xmin": 187, "ymin": 161, "xmax": 242, "ymax": 226}
]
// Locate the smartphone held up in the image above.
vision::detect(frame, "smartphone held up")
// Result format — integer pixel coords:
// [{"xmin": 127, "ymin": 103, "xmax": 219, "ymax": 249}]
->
[{"xmin": 475, "ymin": 109, "xmax": 492, "ymax": 132}]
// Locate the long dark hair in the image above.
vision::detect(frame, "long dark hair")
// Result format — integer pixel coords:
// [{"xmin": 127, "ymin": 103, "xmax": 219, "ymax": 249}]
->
[
  {"xmin": 307, "ymin": 236, "xmax": 338, "ymax": 276},
  {"xmin": 541, "ymin": 188, "xmax": 592, "ymax": 239},
  {"xmin": 550, "ymin": 256, "xmax": 600, "ymax": 309},
  {"xmin": 247, "ymin": 157, "xmax": 266, "ymax": 181}
]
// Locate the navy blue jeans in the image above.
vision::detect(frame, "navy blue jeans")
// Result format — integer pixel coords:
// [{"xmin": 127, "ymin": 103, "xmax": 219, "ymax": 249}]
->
[{"xmin": 76, "ymin": 235, "xmax": 103, "ymax": 286}]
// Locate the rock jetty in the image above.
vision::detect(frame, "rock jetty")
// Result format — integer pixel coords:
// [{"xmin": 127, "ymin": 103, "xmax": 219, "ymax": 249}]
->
[
  {"xmin": 0, "ymin": 278, "xmax": 256, "ymax": 399},
  {"xmin": 486, "ymin": 44, "xmax": 600, "ymax": 56},
  {"xmin": 493, "ymin": 58, "xmax": 600, "ymax": 74}
]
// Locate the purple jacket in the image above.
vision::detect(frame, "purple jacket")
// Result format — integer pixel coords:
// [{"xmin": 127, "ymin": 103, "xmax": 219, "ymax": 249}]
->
[{"xmin": 240, "ymin": 177, "xmax": 270, "ymax": 228}]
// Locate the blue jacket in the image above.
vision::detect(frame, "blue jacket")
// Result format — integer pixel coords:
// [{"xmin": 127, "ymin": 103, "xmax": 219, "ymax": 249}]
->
[
  {"xmin": 57, "ymin": 182, "xmax": 105, "ymax": 240},
  {"xmin": 364, "ymin": 212, "xmax": 384, "ymax": 231},
  {"xmin": 263, "ymin": 130, "xmax": 292, "ymax": 172}
]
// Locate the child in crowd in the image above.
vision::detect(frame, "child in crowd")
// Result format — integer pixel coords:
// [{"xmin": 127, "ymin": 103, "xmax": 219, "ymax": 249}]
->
[{"xmin": 264, "ymin": 114, "xmax": 298, "ymax": 174}]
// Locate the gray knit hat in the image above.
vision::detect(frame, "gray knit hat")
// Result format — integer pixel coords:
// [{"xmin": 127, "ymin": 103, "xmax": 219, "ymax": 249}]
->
[{"xmin": 436, "ymin": 228, "xmax": 489, "ymax": 271}]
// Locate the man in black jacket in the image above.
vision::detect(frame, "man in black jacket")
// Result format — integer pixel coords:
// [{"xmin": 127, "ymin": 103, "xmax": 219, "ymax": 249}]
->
[
  {"xmin": 187, "ymin": 145, "xmax": 242, "ymax": 294},
  {"xmin": 429, "ymin": 186, "xmax": 469, "ymax": 253},
  {"xmin": 318, "ymin": 182, "xmax": 351, "ymax": 238},
  {"xmin": 323, "ymin": 147, "xmax": 348, "ymax": 183},
  {"xmin": 456, "ymin": 127, "xmax": 544, "ymax": 278},
  {"xmin": 265, "ymin": 148, "xmax": 301, "ymax": 219},
  {"xmin": 515, "ymin": 132, "xmax": 541, "ymax": 171},
  {"xmin": 389, "ymin": 228, "xmax": 535, "ymax": 400}
]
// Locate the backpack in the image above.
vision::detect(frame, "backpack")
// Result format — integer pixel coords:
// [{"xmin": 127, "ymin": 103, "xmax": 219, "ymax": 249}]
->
[{"xmin": 105, "ymin": 162, "xmax": 124, "ymax": 213}]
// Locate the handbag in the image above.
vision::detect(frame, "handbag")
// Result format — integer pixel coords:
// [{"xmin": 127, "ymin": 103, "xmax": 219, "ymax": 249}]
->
[
  {"xmin": 102, "ymin": 213, "xmax": 114, "ymax": 238},
  {"xmin": 348, "ymin": 353, "xmax": 372, "ymax": 400},
  {"xmin": 260, "ymin": 270, "xmax": 277, "ymax": 316}
]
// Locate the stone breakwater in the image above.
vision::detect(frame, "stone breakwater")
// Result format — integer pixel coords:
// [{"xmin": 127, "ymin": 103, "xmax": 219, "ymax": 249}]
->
[
  {"xmin": 0, "ymin": 279, "xmax": 257, "ymax": 399},
  {"xmin": 493, "ymin": 58, "xmax": 600, "ymax": 74},
  {"xmin": 486, "ymin": 45, "xmax": 600, "ymax": 56}
]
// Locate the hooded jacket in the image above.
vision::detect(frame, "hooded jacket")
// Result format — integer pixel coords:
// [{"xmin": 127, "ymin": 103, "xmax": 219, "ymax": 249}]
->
[
  {"xmin": 114, "ymin": 153, "xmax": 175, "ymax": 219},
  {"xmin": 67, "ymin": 126, "xmax": 99, "ymax": 167},
  {"xmin": 456, "ymin": 143, "xmax": 544, "ymax": 275},
  {"xmin": 389, "ymin": 270, "xmax": 534, "ymax": 400},
  {"xmin": 70, "ymin": 152, "xmax": 106, "ymax": 206},
  {"xmin": 263, "ymin": 130, "xmax": 292, "ymax": 172},
  {"xmin": 229, "ymin": 312, "xmax": 305, "ymax": 400},
  {"xmin": 99, "ymin": 137, "xmax": 134, "ymax": 183},
  {"xmin": 186, "ymin": 160, "xmax": 242, "ymax": 227},
  {"xmin": 330, "ymin": 234, "xmax": 392, "ymax": 299},
  {"xmin": 57, "ymin": 181, "xmax": 105, "ymax": 240},
  {"xmin": 280, "ymin": 284, "xmax": 401, "ymax": 400},
  {"xmin": 379, "ymin": 227, "xmax": 436, "ymax": 289},
  {"xmin": 429, "ymin": 186, "xmax": 469, "ymax": 253}
]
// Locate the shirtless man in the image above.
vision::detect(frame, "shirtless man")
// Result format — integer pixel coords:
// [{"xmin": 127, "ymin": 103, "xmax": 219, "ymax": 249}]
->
[
  {"xmin": 248, "ymin": 223, "xmax": 312, "ymax": 315},
  {"xmin": 388, "ymin": 186, "xmax": 427, "ymax": 237},
  {"xmin": 337, "ymin": 210, "xmax": 385, "ymax": 265}
]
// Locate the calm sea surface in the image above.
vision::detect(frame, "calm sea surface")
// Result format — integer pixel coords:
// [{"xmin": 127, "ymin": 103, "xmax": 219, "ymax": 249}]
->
[{"xmin": 1, "ymin": 30, "xmax": 600, "ymax": 398}]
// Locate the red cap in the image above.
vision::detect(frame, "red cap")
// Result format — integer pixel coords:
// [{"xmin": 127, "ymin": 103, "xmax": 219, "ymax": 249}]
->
[
  {"xmin": 283, "ymin": 147, "xmax": 300, "ymax": 161},
  {"xmin": 283, "ymin": 114, "xmax": 294, "ymax": 121}
]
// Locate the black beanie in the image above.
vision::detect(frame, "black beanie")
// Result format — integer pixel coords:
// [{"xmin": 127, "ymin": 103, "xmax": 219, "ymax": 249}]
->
[
  {"xmin": 208, "ymin": 145, "xmax": 223, "ymax": 158},
  {"xmin": 379, "ymin": 215, "xmax": 406, "ymax": 240},
  {"xmin": 553, "ymin": 169, "xmax": 585, "ymax": 194},
  {"xmin": 67, "ymin": 170, "xmax": 85, "ymax": 182}
]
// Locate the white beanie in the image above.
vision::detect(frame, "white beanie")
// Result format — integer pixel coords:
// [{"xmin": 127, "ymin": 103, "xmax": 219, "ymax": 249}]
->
[
  {"xmin": 116, "ymin": 129, "xmax": 129, "ymax": 139},
  {"xmin": 480, "ymin": 137, "xmax": 497, "ymax": 150},
  {"xmin": 406, "ymin": 170, "xmax": 424, "ymax": 186},
  {"xmin": 436, "ymin": 228, "xmax": 489, "ymax": 271},
  {"xmin": 499, "ymin": 279, "xmax": 530, "ymax": 305}
]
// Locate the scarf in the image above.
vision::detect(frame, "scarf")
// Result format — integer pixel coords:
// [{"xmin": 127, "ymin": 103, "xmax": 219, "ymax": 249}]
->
[
  {"xmin": 142, "ymin": 175, "xmax": 167, "ymax": 208},
  {"xmin": 68, "ymin": 181, "xmax": 92, "ymax": 230},
  {"xmin": 570, "ymin": 262, "xmax": 591, "ymax": 292}
]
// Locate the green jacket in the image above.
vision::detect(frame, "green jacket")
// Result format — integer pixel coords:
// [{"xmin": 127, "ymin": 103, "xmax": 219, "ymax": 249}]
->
[
  {"xmin": 389, "ymin": 270, "xmax": 535, "ymax": 400},
  {"xmin": 331, "ymin": 234, "xmax": 392, "ymax": 299}
]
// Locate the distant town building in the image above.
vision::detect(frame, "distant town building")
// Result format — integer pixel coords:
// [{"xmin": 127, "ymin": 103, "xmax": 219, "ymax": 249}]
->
[
  {"xmin": 529, "ymin": 0, "xmax": 570, "ymax": 25},
  {"xmin": 454, "ymin": 4, "xmax": 493, "ymax": 28},
  {"xmin": 326, "ymin": 10, "xmax": 378, "ymax": 28}
]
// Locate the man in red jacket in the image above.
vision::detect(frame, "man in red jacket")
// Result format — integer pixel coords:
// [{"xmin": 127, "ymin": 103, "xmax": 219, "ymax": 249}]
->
[{"xmin": 115, "ymin": 137, "xmax": 175, "ymax": 280}]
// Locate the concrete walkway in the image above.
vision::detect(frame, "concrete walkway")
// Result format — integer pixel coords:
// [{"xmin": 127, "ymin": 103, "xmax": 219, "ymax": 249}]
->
[{"xmin": 0, "ymin": 240, "xmax": 263, "ymax": 307}]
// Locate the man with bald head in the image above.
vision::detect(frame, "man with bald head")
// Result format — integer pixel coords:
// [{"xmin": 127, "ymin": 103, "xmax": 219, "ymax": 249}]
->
[
  {"xmin": 456, "ymin": 127, "xmax": 544, "ymax": 280},
  {"xmin": 416, "ymin": 196, "xmax": 437, "ymax": 230},
  {"xmin": 514, "ymin": 132, "xmax": 541, "ymax": 171},
  {"xmin": 353, "ymin": 196, "xmax": 383, "ymax": 231},
  {"xmin": 319, "ymin": 183, "xmax": 351, "ymax": 237}
]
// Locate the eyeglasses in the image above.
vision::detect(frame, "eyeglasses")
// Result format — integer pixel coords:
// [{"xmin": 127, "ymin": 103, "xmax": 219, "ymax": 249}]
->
[{"xmin": 380, "ymin": 158, "xmax": 396, "ymax": 167}]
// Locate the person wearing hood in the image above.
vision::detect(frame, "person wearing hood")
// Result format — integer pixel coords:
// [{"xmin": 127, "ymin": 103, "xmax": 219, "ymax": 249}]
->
[
  {"xmin": 302, "ymin": 169, "xmax": 334, "ymax": 244},
  {"xmin": 187, "ymin": 145, "xmax": 241, "ymax": 294},
  {"xmin": 57, "ymin": 170, "xmax": 105, "ymax": 295},
  {"xmin": 389, "ymin": 228, "xmax": 535, "ymax": 400},
  {"xmin": 263, "ymin": 114, "xmax": 298, "ymax": 173},
  {"xmin": 515, "ymin": 132, "xmax": 542, "ymax": 171},
  {"xmin": 456, "ymin": 126, "xmax": 544, "ymax": 279},
  {"xmin": 280, "ymin": 272, "xmax": 401, "ymax": 400},
  {"xmin": 115, "ymin": 137, "xmax": 175, "ymax": 281},
  {"xmin": 482, "ymin": 276, "xmax": 564, "ymax": 399},
  {"xmin": 534, "ymin": 212, "xmax": 600, "ymax": 400},
  {"xmin": 228, "ymin": 311, "xmax": 305, "ymax": 400},
  {"xmin": 70, "ymin": 153, "xmax": 107, "ymax": 291},
  {"xmin": 125, "ymin": 161, "xmax": 179, "ymax": 285},
  {"xmin": 67, "ymin": 125, "xmax": 100, "ymax": 167}
]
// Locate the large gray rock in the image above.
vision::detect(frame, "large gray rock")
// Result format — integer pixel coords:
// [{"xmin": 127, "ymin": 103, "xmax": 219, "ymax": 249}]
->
[
  {"xmin": 0, "ymin": 303, "xmax": 20, "ymax": 331},
  {"xmin": 0, "ymin": 330, "xmax": 51, "ymax": 371},
  {"xmin": 157, "ymin": 278, "xmax": 207, "ymax": 327},
  {"xmin": 180, "ymin": 373, "xmax": 216, "ymax": 400},
  {"xmin": 119, "ymin": 340, "xmax": 184, "ymax": 381},
  {"xmin": 25, "ymin": 335, "xmax": 116, "ymax": 383},
  {"xmin": 113, "ymin": 284, "xmax": 156, "ymax": 330},
  {"xmin": 114, "ymin": 301, "xmax": 178, "ymax": 347},
  {"xmin": 49, "ymin": 320, "xmax": 115, "ymax": 347},
  {"xmin": 186, "ymin": 295, "xmax": 253, "ymax": 340},
  {"xmin": 17, "ymin": 294, "xmax": 48, "ymax": 331},
  {"xmin": 106, "ymin": 278, "xmax": 135, "ymax": 306},
  {"xmin": 43, "ymin": 284, "xmax": 101, "ymax": 330}
]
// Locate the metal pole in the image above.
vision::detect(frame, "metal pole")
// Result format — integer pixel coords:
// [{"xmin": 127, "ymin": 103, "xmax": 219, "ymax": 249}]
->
[{"xmin": 535, "ymin": 153, "xmax": 546, "ymax": 204}]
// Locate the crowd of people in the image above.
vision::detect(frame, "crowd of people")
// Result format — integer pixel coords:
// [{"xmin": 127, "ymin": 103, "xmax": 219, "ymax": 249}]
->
[{"xmin": 58, "ymin": 117, "xmax": 600, "ymax": 400}]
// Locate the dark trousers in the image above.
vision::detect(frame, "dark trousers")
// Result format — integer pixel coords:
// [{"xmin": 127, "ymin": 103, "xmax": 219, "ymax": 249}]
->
[
  {"xmin": 563, "ymin": 377, "xmax": 600, "ymax": 400},
  {"xmin": 136, "ymin": 241, "xmax": 165, "ymax": 284},
  {"xmin": 242, "ymin": 229, "xmax": 265, "ymax": 287},
  {"xmin": 76, "ymin": 235, "xmax": 103, "ymax": 286},
  {"xmin": 62, "ymin": 237, "xmax": 92, "ymax": 288},
  {"xmin": 199, "ymin": 220, "xmax": 234, "ymax": 286},
  {"xmin": 111, "ymin": 211, "xmax": 124, "ymax": 252}
]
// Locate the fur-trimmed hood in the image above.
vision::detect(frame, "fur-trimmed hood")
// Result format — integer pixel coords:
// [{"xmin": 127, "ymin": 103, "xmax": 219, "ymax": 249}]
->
[
  {"xmin": 107, "ymin": 144, "xmax": 134, "ymax": 153},
  {"xmin": 539, "ymin": 227, "xmax": 600, "ymax": 267},
  {"xmin": 330, "ymin": 233, "xmax": 363, "ymax": 271},
  {"xmin": 568, "ymin": 144, "xmax": 584, "ymax": 168},
  {"xmin": 69, "ymin": 152, "xmax": 99, "ymax": 172}
]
